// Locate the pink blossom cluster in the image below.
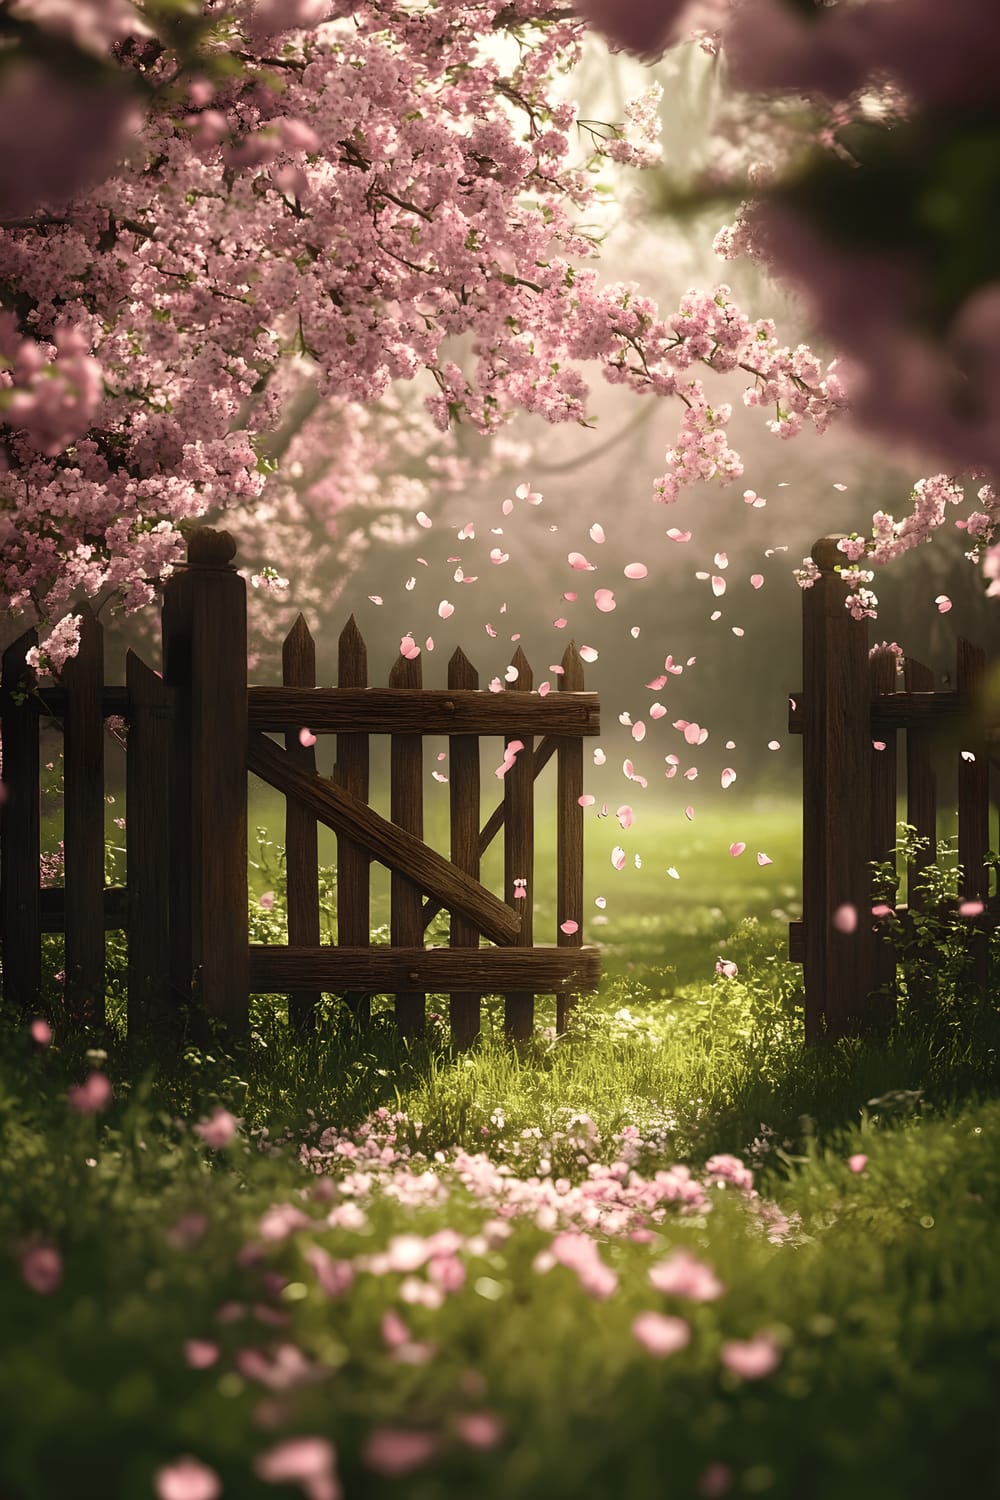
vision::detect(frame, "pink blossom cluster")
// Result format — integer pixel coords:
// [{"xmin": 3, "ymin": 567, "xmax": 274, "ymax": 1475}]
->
[{"xmin": 0, "ymin": 317, "xmax": 103, "ymax": 457}]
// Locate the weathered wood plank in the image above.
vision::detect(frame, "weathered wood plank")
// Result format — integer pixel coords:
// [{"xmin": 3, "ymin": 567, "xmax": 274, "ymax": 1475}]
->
[
  {"xmin": 283, "ymin": 615, "xmax": 321, "ymax": 1031},
  {"xmin": 504, "ymin": 646, "xmax": 534, "ymax": 1040},
  {"xmin": 903, "ymin": 657, "xmax": 937, "ymax": 909},
  {"xmin": 40, "ymin": 885, "xmax": 128, "ymax": 932},
  {"xmin": 868, "ymin": 646, "xmax": 898, "ymax": 1028},
  {"xmin": 801, "ymin": 537, "xmax": 874, "ymax": 1041},
  {"xmin": 447, "ymin": 647, "xmax": 481, "ymax": 1049},
  {"xmin": 62, "ymin": 605, "xmax": 105, "ymax": 1027},
  {"xmin": 957, "ymin": 637, "xmax": 990, "ymax": 988},
  {"xmin": 0, "ymin": 631, "xmax": 41, "ymax": 1014},
  {"xmin": 333, "ymin": 616, "xmax": 370, "ymax": 1024},
  {"xmin": 389, "ymin": 652, "xmax": 425, "ymax": 1037},
  {"xmin": 247, "ymin": 686, "xmax": 600, "ymax": 736},
  {"xmin": 556, "ymin": 642, "xmax": 585, "ymax": 1034},
  {"xmin": 125, "ymin": 652, "xmax": 172, "ymax": 1036},
  {"xmin": 248, "ymin": 732, "xmax": 521, "ymax": 943},
  {"xmin": 162, "ymin": 529, "xmax": 248, "ymax": 1030},
  {"xmin": 249, "ymin": 944, "xmax": 601, "ymax": 993},
  {"xmin": 789, "ymin": 689, "xmax": 965, "ymax": 736}
]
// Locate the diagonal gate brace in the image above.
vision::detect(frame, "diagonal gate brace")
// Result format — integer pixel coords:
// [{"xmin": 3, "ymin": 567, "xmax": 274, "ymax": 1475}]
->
[{"xmin": 248, "ymin": 731, "xmax": 521, "ymax": 946}]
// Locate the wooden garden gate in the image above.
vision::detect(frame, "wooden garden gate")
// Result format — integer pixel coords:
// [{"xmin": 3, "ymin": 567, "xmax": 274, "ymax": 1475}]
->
[
  {"xmin": 788, "ymin": 534, "xmax": 999, "ymax": 1041},
  {"xmin": 0, "ymin": 527, "xmax": 600, "ymax": 1044}
]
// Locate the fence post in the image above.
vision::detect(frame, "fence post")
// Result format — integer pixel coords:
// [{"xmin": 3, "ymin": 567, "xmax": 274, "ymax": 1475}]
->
[
  {"xmin": 956, "ymin": 638, "xmax": 990, "ymax": 988},
  {"xmin": 161, "ymin": 528, "xmax": 248, "ymax": 1031},
  {"xmin": 283, "ymin": 615, "xmax": 321, "ymax": 1032},
  {"xmin": 334, "ymin": 617, "xmax": 371, "ymax": 1026},
  {"xmin": 869, "ymin": 645, "xmax": 898, "ymax": 1030},
  {"xmin": 801, "ymin": 536, "xmax": 876, "ymax": 1040},
  {"xmin": 0, "ymin": 631, "xmax": 41, "ymax": 1015},
  {"xmin": 125, "ymin": 650, "xmax": 173, "ymax": 1037}
]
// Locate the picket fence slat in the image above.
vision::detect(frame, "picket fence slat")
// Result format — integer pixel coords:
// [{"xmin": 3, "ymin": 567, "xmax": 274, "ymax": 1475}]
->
[
  {"xmin": 389, "ymin": 652, "xmax": 425, "ymax": 1037},
  {"xmin": 0, "ymin": 631, "xmax": 41, "ymax": 1014},
  {"xmin": 283, "ymin": 615, "xmax": 321, "ymax": 1031},
  {"xmin": 62, "ymin": 604, "xmax": 106, "ymax": 1027},
  {"xmin": 126, "ymin": 651, "xmax": 172, "ymax": 1034},
  {"xmin": 504, "ymin": 646, "xmax": 534, "ymax": 1041},
  {"xmin": 448, "ymin": 647, "xmax": 481, "ymax": 1049},
  {"xmin": 334, "ymin": 616, "xmax": 371, "ymax": 1024},
  {"xmin": 556, "ymin": 642, "xmax": 585, "ymax": 1034},
  {"xmin": 957, "ymin": 638, "xmax": 990, "ymax": 988},
  {"xmin": 903, "ymin": 657, "xmax": 936, "ymax": 907}
]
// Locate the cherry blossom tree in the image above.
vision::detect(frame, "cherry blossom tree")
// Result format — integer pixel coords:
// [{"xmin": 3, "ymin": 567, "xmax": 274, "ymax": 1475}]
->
[{"xmin": 0, "ymin": 0, "xmax": 850, "ymax": 669}]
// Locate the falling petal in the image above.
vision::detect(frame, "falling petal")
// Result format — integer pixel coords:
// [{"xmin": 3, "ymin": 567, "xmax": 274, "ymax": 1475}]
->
[
  {"xmin": 756, "ymin": 852, "xmax": 773, "ymax": 866},
  {"xmin": 714, "ymin": 552, "xmax": 729, "ymax": 569},
  {"xmin": 560, "ymin": 920, "xmax": 580, "ymax": 935},
  {"xmin": 729, "ymin": 842, "xmax": 746, "ymax": 857},
  {"xmin": 368, "ymin": 595, "xmax": 383, "ymax": 605},
  {"xmin": 594, "ymin": 588, "xmax": 616, "ymax": 612},
  {"xmin": 768, "ymin": 740, "xmax": 781, "ymax": 750},
  {"xmin": 833, "ymin": 903, "xmax": 858, "ymax": 933},
  {"xmin": 632, "ymin": 722, "xmax": 646, "ymax": 742},
  {"xmin": 578, "ymin": 794, "xmax": 596, "ymax": 807},
  {"xmin": 630, "ymin": 627, "xmax": 641, "ymax": 639},
  {"xmin": 711, "ymin": 576, "xmax": 726, "ymax": 597},
  {"xmin": 538, "ymin": 681, "xmax": 551, "ymax": 697},
  {"xmin": 579, "ymin": 645, "xmax": 599, "ymax": 662},
  {"xmin": 611, "ymin": 846, "xmax": 627, "ymax": 871},
  {"xmin": 647, "ymin": 676, "xmax": 668, "ymax": 690},
  {"xmin": 935, "ymin": 595, "xmax": 952, "ymax": 613},
  {"xmin": 505, "ymin": 665, "xmax": 519, "ymax": 683},
  {"xmin": 568, "ymin": 552, "xmax": 596, "ymax": 571},
  {"xmin": 721, "ymin": 768, "xmax": 736, "ymax": 789},
  {"xmin": 624, "ymin": 563, "xmax": 648, "ymax": 580},
  {"xmin": 299, "ymin": 728, "xmax": 317, "ymax": 748},
  {"xmin": 616, "ymin": 805, "xmax": 634, "ymax": 829},
  {"xmin": 650, "ymin": 703, "xmax": 667, "ymax": 719},
  {"xmin": 438, "ymin": 600, "xmax": 454, "ymax": 619},
  {"xmin": 416, "ymin": 511, "xmax": 432, "ymax": 528},
  {"xmin": 589, "ymin": 523, "xmax": 606, "ymax": 544},
  {"xmin": 667, "ymin": 866, "xmax": 680, "ymax": 879},
  {"xmin": 750, "ymin": 574, "xmax": 764, "ymax": 589},
  {"xmin": 684, "ymin": 806, "xmax": 694, "ymax": 821},
  {"xmin": 666, "ymin": 528, "xmax": 692, "ymax": 542}
]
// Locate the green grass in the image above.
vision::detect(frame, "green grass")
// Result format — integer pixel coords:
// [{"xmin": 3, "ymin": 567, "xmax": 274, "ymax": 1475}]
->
[{"xmin": 5, "ymin": 807, "xmax": 1000, "ymax": 1500}]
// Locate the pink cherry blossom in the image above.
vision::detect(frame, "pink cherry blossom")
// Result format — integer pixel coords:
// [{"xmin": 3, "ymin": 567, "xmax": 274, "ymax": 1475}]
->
[
  {"xmin": 154, "ymin": 1457, "xmax": 222, "ymax": 1500},
  {"xmin": 194, "ymin": 1106, "xmax": 240, "ymax": 1149},
  {"xmin": 30, "ymin": 1018, "xmax": 53, "ymax": 1046},
  {"xmin": 632, "ymin": 1311, "xmax": 692, "ymax": 1357},
  {"xmin": 67, "ymin": 1072, "xmax": 112, "ymax": 1115},
  {"xmin": 848, "ymin": 1154, "xmax": 868, "ymax": 1174},
  {"xmin": 362, "ymin": 1428, "xmax": 439, "ymax": 1478},
  {"xmin": 20, "ymin": 1243, "xmax": 62, "ymax": 1294},
  {"xmin": 720, "ymin": 1332, "xmax": 782, "ymax": 1380}
]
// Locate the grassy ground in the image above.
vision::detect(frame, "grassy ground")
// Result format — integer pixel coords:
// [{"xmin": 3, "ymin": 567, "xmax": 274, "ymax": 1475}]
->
[{"xmin": 4, "ymin": 803, "xmax": 1000, "ymax": 1500}]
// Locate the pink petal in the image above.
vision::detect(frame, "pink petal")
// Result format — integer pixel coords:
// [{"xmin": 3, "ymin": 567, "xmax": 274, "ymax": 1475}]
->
[
  {"xmin": 624, "ymin": 562, "xmax": 648, "ymax": 580},
  {"xmin": 553, "ymin": 617, "xmax": 568, "ymax": 629},
  {"xmin": 299, "ymin": 728, "xmax": 317, "ymax": 748},
  {"xmin": 833, "ymin": 903, "xmax": 858, "ymax": 933},
  {"xmin": 959, "ymin": 899, "xmax": 985, "ymax": 916},
  {"xmin": 589, "ymin": 522, "xmax": 606, "ymax": 543},
  {"xmin": 416, "ymin": 511, "xmax": 432, "ymax": 528},
  {"xmin": 611, "ymin": 846, "xmax": 627, "ymax": 871},
  {"xmin": 714, "ymin": 552, "xmax": 729, "ymax": 569},
  {"xmin": 594, "ymin": 588, "xmax": 616, "ymax": 612},
  {"xmin": 438, "ymin": 600, "xmax": 454, "ymax": 619},
  {"xmin": 646, "ymin": 675, "xmax": 668, "ymax": 690},
  {"xmin": 729, "ymin": 842, "xmax": 746, "ymax": 857},
  {"xmin": 768, "ymin": 740, "xmax": 781, "ymax": 750},
  {"xmin": 750, "ymin": 574, "xmax": 764, "ymax": 589},
  {"xmin": 616, "ymin": 805, "xmax": 634, "ymax": 829},
  {"xmin": 579, "ymin": 645, "xmax": 599, "ymax": 662},
  {"xmin": 650, "ymin": 703, "xmax": 667, "ymax": 719},
  {"xmin": 632, "ymin": 1310, "xmax": 691, "ymax": 1358},
  {"xmin": 368, "ymin": 595, "xmax": 383, "ymax": 606},
  {"xmin": 684, "ymin": 806, "xmax": 694, "ymax": 820},
  {"xmin": 721, "ymin": 768, "xmax": 736, "ymax": 789},
  {"xmin": 848, "ymin": 1153, "xmax": 868, "ymax": 1173},
  {"xmin": 559, "ymin": 920, "xmax": 580, "ymax": 935},
  {"xmin": 756, "ymin": 852, "xmax": 773, "ymax": 866},
  {"xmin": 538, "ymin": 682, "xmax": 551, "ymax": 697},
  {"xmin": 632, "ymin": 722, "xmax": 646, "ymax": 742},
  {"xmin": 578, "ymin": 794, "xmax": 596, "ymax": 807},
  {"xmin": 935, "ymin": 594, "xmax": 952, "ymax": 613},
  {"xmin": 711, "ymin": 576, "xmax": 726, "ymax": 597},
  {"xmin": 400, "ymin": 635, "xmax": 420, "ymax": 660},
  {"xmin": 666, "ymin": 528, "xmax": 692, "ymax": 542},
  {"xmin": 568, "ymin": 552, "xmax": 596, "ymax": 571}
]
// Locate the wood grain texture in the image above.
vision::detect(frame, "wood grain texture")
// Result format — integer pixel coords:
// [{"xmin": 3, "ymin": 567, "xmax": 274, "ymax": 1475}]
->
[
  {"xmin": 448, "ymin": 647, "xmax": 480, "ymax": 1049},
  {"xmin": 162, "ymin": 539, "xmax": 249, "ymax": 1031},
  {"xmin": 801, "ymin": 538, "xmax": 874, "ymax": 1041},
  {"xmin": 504, "ymin": 646, "xmax": 534, "ymax": 1040},
  {"xmin": 789, "ymin": 690, "xmax": 966, "ymax": 735},
  {"xmin": 556, "ymin": 642, "xmax": 585, "ymax": 1033},
  {"xmin": 333, "ymin": 616, "xmax": 370, "ymax": 1024},
  {"xmin": 0, "ymin": 631, "xmax": 41, "ymax": 1013},
  {"xmin": 41, "ymin": 885, "xmax": 127, "ymax": 932},
  {"xmin": 957, "ymin": 638, "xmax": 990, "ymax": 989},
  {"xmin": 868, "ymin": 647, "xmax": 898, "ymax": 1029},
  {"xmin": 902, "ymin": 657, "xmax": 936, "ymax": 909},
  {"xmin": 247, "ymin": 686, "xmax": 599, "ymax": 736},
  {"xmin": 283, "ymin": 615, "xmax": 320, "ymax": 1031},
  {"xmin": 62, "ymin": 604, "xmax": 106, "ymax": 1027},
  {"xmin": 389, "ymin": 652, "xmax": 424, "ymax": 1037},
  {"xmin": 125, "ymin": 651, "xmax": 172, "ymax": 1037},
  {"xmin": 249, "ymin": 944, "xmax": 601, "ymax": 993},
  {"xmin": 248, "ymin": 732, "xmax": 521, "ymax": 943}
]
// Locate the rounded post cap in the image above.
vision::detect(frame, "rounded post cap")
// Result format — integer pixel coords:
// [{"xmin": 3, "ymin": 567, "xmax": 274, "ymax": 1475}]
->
[
  {"xmin": 811, "ymin": 535, "xmax": 848, "ymax": 572},
  {"xmin": 186, "ymin": 527, "xmax": 238, "ymax": 568}
]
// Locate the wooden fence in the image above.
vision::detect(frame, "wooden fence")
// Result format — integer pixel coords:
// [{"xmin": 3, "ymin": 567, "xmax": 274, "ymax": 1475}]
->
[
  {"xmin": 788, "ymin": 534, "xmax": 998, "ymax": 1040},
  {"xmin": 0, "ymin": 527, "xmax": 601, "ymax": 1044}
]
